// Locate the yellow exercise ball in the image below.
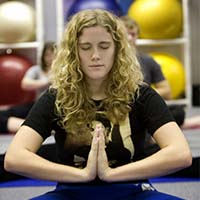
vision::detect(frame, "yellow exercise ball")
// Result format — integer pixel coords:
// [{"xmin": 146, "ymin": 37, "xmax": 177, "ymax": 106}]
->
[
  {"xmin": 0, "ymin": 1, "xmax": 35, "ymax": 43},
  {"xmin": 150, "ymin": 52, "xmax": 185, "ymax": 99},
  {"xmin": 128, "ymin": 0, "xmax": 183, "ymax": 39}
]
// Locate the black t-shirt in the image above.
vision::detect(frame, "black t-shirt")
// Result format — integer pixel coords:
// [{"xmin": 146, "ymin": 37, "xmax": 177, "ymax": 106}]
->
[
  {"xmin": 137, "ymin": 52, "xmax": 165, "ymax": 85},
  {"xmin": 23, "ymin": 85, "xmax": 174, "ymax": 168}
]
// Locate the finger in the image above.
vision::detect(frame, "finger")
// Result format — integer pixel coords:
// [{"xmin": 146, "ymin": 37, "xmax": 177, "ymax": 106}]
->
[
  {"xmin": 87, "ymin": 132, "xmax": 98, "ymax": 166},
  {"xmin": 94, "ymin": 123, "xmax": 103, "ymax": 137},
  {"xmin": 98, "ymin": 131, "xmax": 106, "ymax": 152},
  {"xmin": 91, "ymin": 132, "xmax": 98, "ymax": 152}
]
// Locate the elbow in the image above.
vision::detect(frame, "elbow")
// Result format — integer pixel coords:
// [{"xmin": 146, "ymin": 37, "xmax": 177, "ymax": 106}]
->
[
  {"xmin": 163, "ymin": 84, "xmax": 172, "ymax": 100},
  {"xmin": 184, "ymin": 151, "xmax": 193, "ymax": 168},
  {"xmin": 4, "ymin": 152, "xmax": 19, "ymax": 173},
  {"xmin": 165, "ymin": 93, "xmax": 172, "ymax": 101},
  {"xmin": 164, "ymin": 89, "xmax": 172, "ymax": 100},
  {"xmin": 177, "ymin": 149, "xmax": 192, "ymax": 169},
  {"xmin": 21, "ymin": 80, "xmax": 31, "ymax": 91},
  {"xmin": 21, "ymin": 82, "xmax": 27, "ymax": 90}
]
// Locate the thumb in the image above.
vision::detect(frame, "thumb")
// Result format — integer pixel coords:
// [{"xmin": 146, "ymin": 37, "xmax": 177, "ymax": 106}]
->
[
  {"xmin": 98, "ymin": 131, "xmax": 105, "ymax": 152},
  {"xmin": 91, "ymin": 131, "xmax": 99, "ymax": 152}
]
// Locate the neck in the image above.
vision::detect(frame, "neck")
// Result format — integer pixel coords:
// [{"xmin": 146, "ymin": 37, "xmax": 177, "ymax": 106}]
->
[{"xmin": 87, "ymin": 80, "xmax": 107, "ymax": 100}]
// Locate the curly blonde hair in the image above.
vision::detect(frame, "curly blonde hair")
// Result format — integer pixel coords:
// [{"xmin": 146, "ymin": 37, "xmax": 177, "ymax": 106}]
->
[{"xmin": 50, "ymin": 9, "xmax": 143, "ymax": 134}]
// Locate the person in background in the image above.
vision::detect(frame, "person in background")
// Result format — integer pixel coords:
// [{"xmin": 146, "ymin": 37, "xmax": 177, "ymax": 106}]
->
[
  {"xmin": 120, "ymin": 15, "xmax": 200, "ymax": 129},
  {"xmin": 4, "ymin": 9, "xmax": 191, "ymax": 199},
  {"xmin": 0, "ymin": 41, "xmax": 56, "ymax": 134},
  {"xmin": 120, "ymin": 16, "xmax": 171, "ymax": 100}
]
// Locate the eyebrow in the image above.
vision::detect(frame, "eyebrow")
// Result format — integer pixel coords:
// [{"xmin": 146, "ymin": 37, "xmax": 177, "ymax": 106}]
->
[
  {"xmin": 78, "ymin": 42, "xmax": 90, "ymax": 45},
  {"xmin": 78, "ymin": 41, "xmax": 111, "ymax": 45}
]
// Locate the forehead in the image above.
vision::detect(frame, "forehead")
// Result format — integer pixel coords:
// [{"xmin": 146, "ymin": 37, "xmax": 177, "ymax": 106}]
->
[
  {"xmin": 127, "ymin": 26, "xmax": 138, "ymax": 33},
  {"xmin": 78, "ymin": 26, "xmax": 113, "ymax": 42},
  {"xmin": 44, "ymin": 49, "xmax": 54, "ymax": 57}
]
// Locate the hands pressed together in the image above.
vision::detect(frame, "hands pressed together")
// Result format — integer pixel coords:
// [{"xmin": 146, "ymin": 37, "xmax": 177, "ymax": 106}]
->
[{"xmin": 84, "ymin": 123, "xmax": 112, "ymax": 182}]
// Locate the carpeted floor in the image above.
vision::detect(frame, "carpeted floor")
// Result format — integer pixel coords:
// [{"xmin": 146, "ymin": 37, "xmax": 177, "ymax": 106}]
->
[
  {"xmin": 0, "ymin": 185, "xmax": 55, "ymax": 200},
  {"xmin": 153, "ymin": 181, "xmax": 200, "ymax": 200}
]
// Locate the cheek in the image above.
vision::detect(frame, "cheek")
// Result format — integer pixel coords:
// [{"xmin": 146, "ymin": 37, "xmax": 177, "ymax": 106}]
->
[
  {"xmin": 78, "ymin": 53, "xmax": 84, "ymax": 66},
  {"xmin": 78, "ymin": 55, "xmax": 88, "ymax": 73},
  {"xmin": 109, "ymin": 50, "xmax": 115, "ymax": 64},
  {"xmin": 79, "ymin": 55, "xmax": 87, "ymax": 67},
  {"xmin": 78, "ymin": 50, "xmax": 87, "ymax": 64}
]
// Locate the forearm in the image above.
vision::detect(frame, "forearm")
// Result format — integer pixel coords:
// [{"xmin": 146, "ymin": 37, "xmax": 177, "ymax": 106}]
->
[
  {"xmin": 155, "ymin": 87, "xmax": 171, "ymax": 100},
  {"xmin": 21, "ymin": 79, "xmax": 49, "ymax": 91},
  {"xmin": 104, "ymin": 147, "xmax": 191, "ymax": 182},
  {"xmin": 4, "ymin": 150, "xmax": 90, "ymax": 183},
  {"xmin": 154, "ymin": 80, "xmax": 172, "ymax": 100}
]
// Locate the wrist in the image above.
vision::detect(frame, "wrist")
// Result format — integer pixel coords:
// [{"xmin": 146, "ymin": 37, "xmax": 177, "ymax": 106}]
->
[
  {"xmin": 81, "ymin": 167, "xmax": 96, "ymax": 182},
  {"xmin": 98, "ymin": 167, "xmax": 113, "ymax": 182}
]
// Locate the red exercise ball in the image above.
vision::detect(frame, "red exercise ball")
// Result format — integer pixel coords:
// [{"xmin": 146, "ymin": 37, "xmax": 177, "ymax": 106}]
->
[{"xmin": 0, "ymin": 54, "xmax": 35, "ymax": 106}]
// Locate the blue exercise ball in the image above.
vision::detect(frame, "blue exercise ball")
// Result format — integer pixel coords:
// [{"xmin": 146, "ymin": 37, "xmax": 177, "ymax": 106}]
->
[
  {"xmin": 117, "ymin": 0, "xmax": 134, "ymax": 15},
  {"xmin": 66, "ymin": 0, "xmax": 122, "ymax": 20}
]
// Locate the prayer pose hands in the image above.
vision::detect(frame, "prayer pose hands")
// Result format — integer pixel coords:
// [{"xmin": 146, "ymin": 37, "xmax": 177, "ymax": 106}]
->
[{"xmin": 85, "ymin": 124, "xmax": 111, "ymax": 182}]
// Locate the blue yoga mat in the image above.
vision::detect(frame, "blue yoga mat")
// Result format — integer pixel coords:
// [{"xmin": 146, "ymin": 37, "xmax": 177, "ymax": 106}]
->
[
  {"xmin": 150, "ymin": 177, "xmax": 200, "ymax": 183},
  {"xmin": 0, "ymin": 178, "xmax": 56, "ymax": 187},
  {"xmin": 0, "ymin": 177, "xmax": 199, "ymax": 188}
]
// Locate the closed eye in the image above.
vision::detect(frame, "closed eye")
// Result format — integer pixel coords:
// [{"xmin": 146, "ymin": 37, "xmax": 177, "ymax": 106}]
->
[
  {"xmin": 79, "ymin": 43, "xmax": 91, "ymax": 50},
  {"xmin": 79, "ymin": 42, "xmax": 111, "ymax": 50},
  {"xmin": 99, "ymin": 42, "xmax": 110, "ymax": 49}
]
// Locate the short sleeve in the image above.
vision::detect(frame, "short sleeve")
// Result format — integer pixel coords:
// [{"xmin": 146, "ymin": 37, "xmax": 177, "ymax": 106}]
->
[
  {"xmin": 22, "ymin": 89, "xmax": 57, "ymax": 140},
  {"xmin": 148, "ymin": 57, "xmax": 165, "ymax": 83},
  {"xmin": 23, "ymin": 65, "xmax": 40, "ymax": 79},
  {"xmin": 136, "ymin": 85, "xmax": 175, "ymax": 135},
  {"xmin": 138, "ymin": 53, "xmax": 165, "ymax": 84}
]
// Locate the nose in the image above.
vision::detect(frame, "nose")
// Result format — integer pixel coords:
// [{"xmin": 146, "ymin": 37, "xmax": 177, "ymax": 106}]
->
[{"xmin": 91, "ymin": 48, "xmax": 100, "ymax": 61}]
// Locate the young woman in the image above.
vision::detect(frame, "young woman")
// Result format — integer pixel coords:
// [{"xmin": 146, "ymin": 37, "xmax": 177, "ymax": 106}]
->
[
  {"xmin": 4, "ymin": 9, "xmax": 192, "ymax": 200},
  {"xmin": 0, "ymin": 41, "xmax": 56, "ymax": 133}
]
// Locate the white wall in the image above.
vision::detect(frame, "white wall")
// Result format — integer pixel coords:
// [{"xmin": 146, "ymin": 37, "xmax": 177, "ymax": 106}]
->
[{"xmin": 189, "ymin": 0, "xmax": 200, "ymax": 84}]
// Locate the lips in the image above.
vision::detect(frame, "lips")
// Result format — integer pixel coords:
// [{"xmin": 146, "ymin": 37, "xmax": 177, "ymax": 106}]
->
[{"xmin": 89, "ymin": 64, "xmax": 104, "ymax": 67}]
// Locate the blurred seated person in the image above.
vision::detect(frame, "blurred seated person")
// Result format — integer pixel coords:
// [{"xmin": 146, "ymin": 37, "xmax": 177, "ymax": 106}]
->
[
  {"xmin": 121, "ymin": 16, "xmax": 200, "ymax": 130},
  {"xmin": 0, "ymin": 41, "xmax": 56, "ymax": 134}
]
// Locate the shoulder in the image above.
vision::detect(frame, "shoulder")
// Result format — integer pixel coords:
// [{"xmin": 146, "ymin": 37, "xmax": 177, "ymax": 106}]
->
[
  {"xmin": 135, "ymin": 84, "xmax": 158, "ymax": 102},
  {"xmin": 23, "ymin": 88, "xmax": 57, "ymax": 139},
  {"xmin": 138, "ymin": 52, "xmax": 160, "ymax": 67},
  {"xmin": 27, "ymin": 65, "xmax": 40, "ymax": 71},
  {"xmin": 135, "ymin": 84, "xmax": 168, "ymax": 111},
  {"xmin": 137, "ymin": 52, "xmax": 154, "ymax": 62},
  {"xmin": 24, "ymin": 65, "xmax": 40, "ymax": 75},
  {"xmin": 133, "ymin": 84, "xmax": 175, "ymax": 135},
  {"xmin": 26, "ymin": 88, "xmax": 57, "ymax": 113},
  {"xmin": 37, "ymin": 88, "xmax": 57, "ymax": 105}
]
